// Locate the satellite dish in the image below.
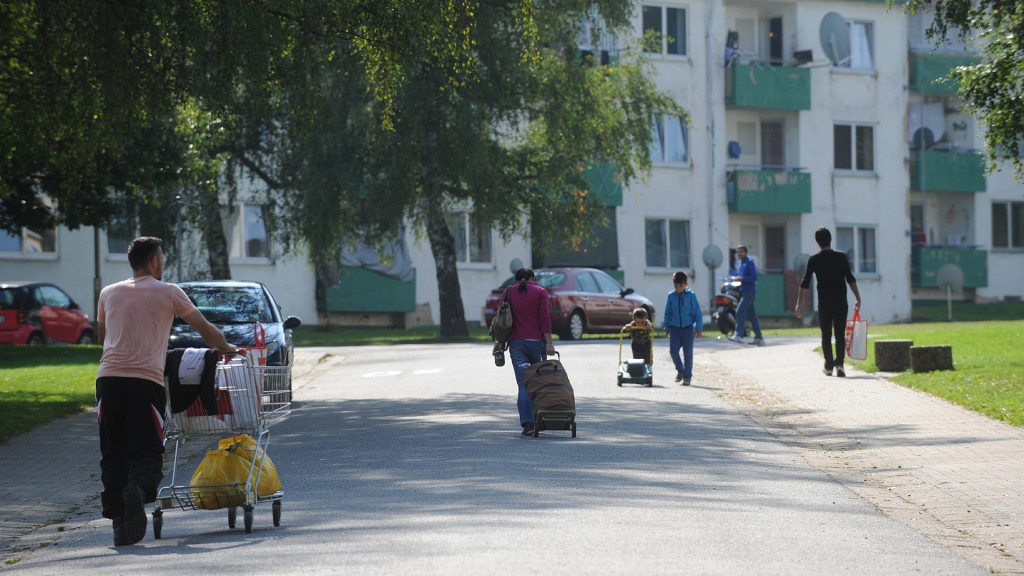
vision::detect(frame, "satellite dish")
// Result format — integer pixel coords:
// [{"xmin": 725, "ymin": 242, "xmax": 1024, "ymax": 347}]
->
[
  {"xmin": 820, "ymin": 12, "xmax": 850, "ymax": 66},
  {"xmin": 910, "ymin": 128, "xmax": 935, "ymax": 151},
  {"xmin": 937, "ymin": 263, "xmax": 964, "ymax": 321},
  {"xmin": 509, "ymin": 258, "xmax": 524, "ymax": 274},
  {"xmin": 937, "ymin": 263, "xmax": 964, "ymax": 293},
  {"xmin": 794, "ymin": 253, "xmax": 810, "ymax": 277},
  {"xmin": 702, "ymin": 245, "xmax": 723, "ymax": 269}
]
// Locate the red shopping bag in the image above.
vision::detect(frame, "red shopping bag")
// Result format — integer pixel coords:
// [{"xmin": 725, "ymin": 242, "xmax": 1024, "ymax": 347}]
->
[
  {"xmin": 238, "ymin": 322, "xmax": 267, "ymax": 366},
  {"xmin": 845, "ymin": 310, "xmax": 868, "ymax": 361}
]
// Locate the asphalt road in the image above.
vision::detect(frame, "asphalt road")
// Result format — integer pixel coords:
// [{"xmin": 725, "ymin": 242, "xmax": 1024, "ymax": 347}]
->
[{"xmin": 5, "ymin": 339, "xmax": 989, "ymax": 575}]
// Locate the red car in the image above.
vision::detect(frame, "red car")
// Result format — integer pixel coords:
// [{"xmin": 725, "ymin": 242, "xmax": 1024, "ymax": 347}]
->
[
  {"xmin": 482, "ymin": 267, "xmax": 655, "ymax": 340},
  {"xmin": 0, "ymin": 281, "xmax": 96, "ymax": 345}
]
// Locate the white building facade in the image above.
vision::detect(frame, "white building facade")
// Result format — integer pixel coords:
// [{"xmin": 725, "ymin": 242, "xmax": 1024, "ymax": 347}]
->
[{"xmin": 3, "ymin": 0, "xmax": 1022, "ymax": 329}]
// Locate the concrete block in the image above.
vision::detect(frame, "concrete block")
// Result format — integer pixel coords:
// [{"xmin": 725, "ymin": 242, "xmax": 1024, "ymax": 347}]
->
[
  {"xmin": 874, "ymin": 339, "xmax": 913, "ymax": 372},
  {"xmin": 910, "ymin": 345, "xmax": 954, "ymax": 373}
]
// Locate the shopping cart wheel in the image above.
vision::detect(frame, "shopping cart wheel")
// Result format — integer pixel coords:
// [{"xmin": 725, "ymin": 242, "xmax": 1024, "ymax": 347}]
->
[
  {"xmin": 228, "ymin": 506, "xmax": 237, "ymax": 529},
  {"xmin": 243, "ymin": 505, "xmax": 254, "ymax": 534},
  {"xmin": 152, "ymin": 510, "xmax": 163, "ymax": 539},
  {"xmin": 272, "ymin": 500, "xmax": 281, "ymax": 527}
]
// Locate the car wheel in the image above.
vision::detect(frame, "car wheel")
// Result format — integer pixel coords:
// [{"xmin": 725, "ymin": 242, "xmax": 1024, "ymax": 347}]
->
[
  {"xmin": 77, "ymin": 331, "xmax": 96, "ymax": 345},
  {"xmin": 27, "ymin": 332, "xmax": 45, "ymax": 345},
  {"xmin": 566, "ymin": 311, "xmax": 585, "ymax": 341}
]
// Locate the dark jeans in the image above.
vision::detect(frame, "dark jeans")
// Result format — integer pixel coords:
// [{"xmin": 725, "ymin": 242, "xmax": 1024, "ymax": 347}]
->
[
  {"xmin": 509, "ymin": 340, "xmax": 547, "ymax": 426},
  {"xmin": 631, "ymin": 340, "xmax": 652, "ymax": 362},
  {"xmin": 667, "ymin": 325, "xmax": 695, "ymax": 378},
  {"xmin": 96, "ymin": 377, "xmax": 166, "ymax": 519},
  {"xmin": 818, "ymin": 300, "xmax": 850, "ymax": 370},
  {"xmin": 735, "ymin": 291, "xmax": 762, "ymax": 339}
]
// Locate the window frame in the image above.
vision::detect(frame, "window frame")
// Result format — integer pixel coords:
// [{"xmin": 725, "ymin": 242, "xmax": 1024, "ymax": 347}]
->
[
  {"xmin": 641, "ymin": 4, "xmax": 688, "ymax": 58},
  {"xmin": 835, "ymin": 224, "xmax": 877, "ymax": 275},
  {"xmin": 839, "ymin": 20, "xmax": 874, "ymax": 72},
  {"xmin": 649, "ymin": 114, "xmax": 690, "ymax": 165},
  {"xmin": 0, "ymin": 226, "xmax": 58, "ymax": 259},
  {"xmin": 645, "ymin": 217, "xmax": 692, "ymax": 269},
  {"xmin": 447, "ymin": 211, "xmax": 493, "ymax": 266},
  {"xmin": 992, "ymin": 201, "xmax": 1024, "ymax": 250},
  {"xmin": 833, "ymin": 123, "xmax": 875, "ymax": 173},
  {"xmin": 230, "ymin": 203, "xmax": 272, "ymax": 261}
]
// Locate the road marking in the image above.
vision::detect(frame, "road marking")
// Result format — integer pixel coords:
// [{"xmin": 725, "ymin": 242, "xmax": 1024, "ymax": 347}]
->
[{"xmin": 362, "ymin": 369, "xmax": 443, "ymax": 378}]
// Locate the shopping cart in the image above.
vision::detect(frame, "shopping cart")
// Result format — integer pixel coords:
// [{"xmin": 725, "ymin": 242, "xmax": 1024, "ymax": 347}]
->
[{"xmin": 153, "ymin": 357, "xmax": 291, "ymax": 537}]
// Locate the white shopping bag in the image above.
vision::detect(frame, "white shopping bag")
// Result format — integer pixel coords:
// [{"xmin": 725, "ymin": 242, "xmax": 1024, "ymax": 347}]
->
[{"xmin": 845, "ymin": 310, "xmax": 868, "ymax": 361}]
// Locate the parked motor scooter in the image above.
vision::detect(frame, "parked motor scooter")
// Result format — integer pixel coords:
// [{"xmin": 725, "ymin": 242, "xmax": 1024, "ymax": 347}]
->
[{"xmin": 712, "ymin": 276, "xmax": 743, "ymax": 335}]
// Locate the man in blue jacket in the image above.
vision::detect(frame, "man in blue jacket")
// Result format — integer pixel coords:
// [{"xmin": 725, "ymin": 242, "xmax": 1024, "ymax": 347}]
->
[
  {"xmin": 662, "ymin": 271, "xmax": 703, "ymax": 385},
  {"xmin": 730, "ymin": 245, "xmax": 764, "ymax": 345}
]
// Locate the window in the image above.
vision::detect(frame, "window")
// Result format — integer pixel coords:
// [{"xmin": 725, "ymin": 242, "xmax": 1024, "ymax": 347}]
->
[
  {"xmin": 107, "ymin": 211, "xmax": 139, "ymax": 256},
  {"xmin": 645, "ymin": 218, "xmax": 691, "ymax": 268},
  {"xmin": 834, "ymin": 124, "xmax": 874, "ymax": 172},
  {"xmin": 843, "ymin": 21, "xmax": 874, "ymax": 70},
  {"xmin": 231, "ymin": 204, "xmax": 270, "ymax": 259},
  {"xmin": 836, "ymin": 225, "xmax": 877, "ymax": 274},
  {"xmin": 447, "ymin": 212, "xmax": 492, "ymax": 264},
  {"xmin": 642, "ymin": 5, "xmax": 687, "ymax": 56},
  {"xmin": 650, "ymin": 115, "xmax": 689, "ymax": 164},
  {"xmin": 0, "ymin": 226, "xmax": 56, "ymax": 255},
  {"xmin": 992, "ymin": 202, "xmax": 1024, "ymax": 249}
]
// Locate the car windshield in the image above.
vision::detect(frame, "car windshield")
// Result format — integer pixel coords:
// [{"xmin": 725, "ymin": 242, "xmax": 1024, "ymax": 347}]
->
[{"xmin": 176, "ymin": 286, "xmax": 274, "ymax": 325}]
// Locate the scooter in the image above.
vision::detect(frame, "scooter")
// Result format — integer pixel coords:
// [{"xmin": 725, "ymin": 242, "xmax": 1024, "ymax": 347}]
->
[{"xmin": 712, "ymin": 276, "xmax": 742, "ymax": 335}]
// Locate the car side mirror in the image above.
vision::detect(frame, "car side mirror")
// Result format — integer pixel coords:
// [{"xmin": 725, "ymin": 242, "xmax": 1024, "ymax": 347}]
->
[
  {"xmin": 621, "ymin": 288, "xmax": 635, "ymax": 297},
  {"xmin": 283, "ymin": 316, "xmax": 302, "ymax": 330}
]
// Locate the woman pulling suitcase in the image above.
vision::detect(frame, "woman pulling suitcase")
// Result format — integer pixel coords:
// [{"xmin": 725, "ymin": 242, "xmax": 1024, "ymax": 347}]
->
[{"xmin": 505, "ymin": 268, "xmax": 557, "ymax": 436}]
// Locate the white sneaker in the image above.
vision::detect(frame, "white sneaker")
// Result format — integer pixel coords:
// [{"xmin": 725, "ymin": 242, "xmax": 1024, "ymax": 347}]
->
[{"xmin": 728, "ymin": 335, "xmax": 746, "ymax": 344}]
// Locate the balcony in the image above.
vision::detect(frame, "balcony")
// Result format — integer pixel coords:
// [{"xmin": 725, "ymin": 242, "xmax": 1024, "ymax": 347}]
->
[
  {"xmin": 912, "ymin": 247, "xmax": 988, "ymax": 288},
  {"xmin": 725, "ymin": 63, "xmax": 810, "ymax": 111},
  {"xmin": 910, "ymin": 150, "xmax": 987, "ymax": 193},
  {"xmin": 727, "ymin": 169, "xmax": 811, "ymax": 214},
  {"xmin": 322, "ymin": 266, "xmax": 416, "ymax": 313},
  {"xmin": 909, "ymin": 53, "xmax": 982, "ymax": 95}
]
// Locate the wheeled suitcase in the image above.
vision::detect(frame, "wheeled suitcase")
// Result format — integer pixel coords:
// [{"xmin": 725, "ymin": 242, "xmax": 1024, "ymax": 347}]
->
[{"xmin": 523, "ymin": 354, "xmax": 577, "ymax": 437}]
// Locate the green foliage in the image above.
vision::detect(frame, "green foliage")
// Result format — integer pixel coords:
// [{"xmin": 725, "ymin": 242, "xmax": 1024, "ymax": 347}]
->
[
  {"xmin": 278, "ymin": 0, "xmax": 684, "ymax": 336},
  {"xmin": 896, "ymin": 0, "xmax": 1024, "ymax": 176},
  {"xmin": 0, "ymin": 0, "xmax": 490, "ymax": 233}
]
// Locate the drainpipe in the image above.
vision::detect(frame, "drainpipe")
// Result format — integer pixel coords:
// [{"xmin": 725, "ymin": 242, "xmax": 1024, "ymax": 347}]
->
[
  {"xmin": 93, "ymin": 227, "xmax": 101, "ymax": 322},
  {"xmin": 706, "ymin": 0, "xmax": 718, "ymax": 309}
]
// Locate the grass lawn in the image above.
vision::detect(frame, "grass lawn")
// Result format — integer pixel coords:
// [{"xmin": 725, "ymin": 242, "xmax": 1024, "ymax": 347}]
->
[
  {"xmin": 0, "ymin": 346, "xmax": 101, "ymax": 443},
  {"xmin": 3, "ymin": 305, "xmax": 1022, "ymax": 443}
]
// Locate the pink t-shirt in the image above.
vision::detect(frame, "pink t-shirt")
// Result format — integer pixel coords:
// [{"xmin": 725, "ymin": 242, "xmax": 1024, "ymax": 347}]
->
[
  {"xmin": 507, "ymin": 281, "xmax": 552, "ymax": 341},
  {"xmin": 97, "ymin": 276, "xmax": 199, "ymax": 385}
]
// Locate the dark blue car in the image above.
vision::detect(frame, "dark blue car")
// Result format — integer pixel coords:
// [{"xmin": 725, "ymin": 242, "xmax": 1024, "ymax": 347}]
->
[{"xmin": 169, "ymin": 280, "xmax": 301, "ymax": 390}]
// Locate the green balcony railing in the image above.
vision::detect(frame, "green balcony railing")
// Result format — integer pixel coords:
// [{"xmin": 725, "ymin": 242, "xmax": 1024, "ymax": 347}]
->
[
  {"xmin": 910, "ymin": 150, "xmax": 987, "ymax": 193},
  {"xmin": 725, "ymin": 64, "xmax": 810, "ymax": 111},
  {"xmin": 324, "ymin": 266, "xmax": 416, "ymax": 313},
  {"xmin": 912, "ymin": 247, "xmax": 988, "ymax": 288},
  {"xmin": 727, "ymin": 169, "xmax": 811, "ymax": 214},
  {"xmin": 909, "ymin": 52, "xmax": 982, "ymax": 95}
]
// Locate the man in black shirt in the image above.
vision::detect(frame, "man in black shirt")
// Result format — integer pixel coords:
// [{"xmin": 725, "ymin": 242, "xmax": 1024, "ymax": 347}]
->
[{"xmin": 795, "ymin": 227, "xmax": 862, "ymax": 377}]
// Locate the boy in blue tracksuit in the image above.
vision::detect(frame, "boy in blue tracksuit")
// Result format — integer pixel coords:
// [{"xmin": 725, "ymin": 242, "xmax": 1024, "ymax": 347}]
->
[{"xmin": 662, "ymin": 271, "xmax": 703, "ymax": 386}]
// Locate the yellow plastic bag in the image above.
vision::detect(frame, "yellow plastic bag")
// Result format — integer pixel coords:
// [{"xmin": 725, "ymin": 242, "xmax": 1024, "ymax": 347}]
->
[
  {"xmin": 218, "ymin": 434, "xmax": 282, "ymax": 497},
  {"xmin": 189, "ymin": 434, "xmax": 282, "ymax": 510},
  {"xmin": 189, "ymin": 449, "xmax": 249, "ymax": 510}
]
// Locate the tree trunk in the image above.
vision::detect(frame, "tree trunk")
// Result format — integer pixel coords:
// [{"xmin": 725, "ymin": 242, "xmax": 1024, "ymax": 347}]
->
[
  {"xmin": 424, "ymin": 198, "xmax": 468, "ymax": 338},
  {"xmin": 200, "ymin": 192, "xmax": 232, "ymax": 280}
]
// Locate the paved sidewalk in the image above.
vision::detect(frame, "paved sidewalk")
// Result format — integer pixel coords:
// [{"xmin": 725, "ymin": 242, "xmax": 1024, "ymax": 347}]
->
[
  {"xmin": 1, "ymin": 341, "xmax": 1021, "ymax": 573},
  {"xmin": 0, "ymin": 349, "xmax": 333, "ymax": 564},
  {"xmin": 700, "ymin": 336, "xmax": 1024, "ymax": 575}
]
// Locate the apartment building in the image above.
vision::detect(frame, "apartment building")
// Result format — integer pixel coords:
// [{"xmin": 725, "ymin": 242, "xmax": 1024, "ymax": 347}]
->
[{"xmin": 3, "ymin": 0, "xmax": 1021, "ymax": 328}]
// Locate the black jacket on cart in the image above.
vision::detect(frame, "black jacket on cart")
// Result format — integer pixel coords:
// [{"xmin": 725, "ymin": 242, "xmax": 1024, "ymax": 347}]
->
[{"xmin": 164, "ymin": 348, "xmax": 219, "ymax": 415}]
